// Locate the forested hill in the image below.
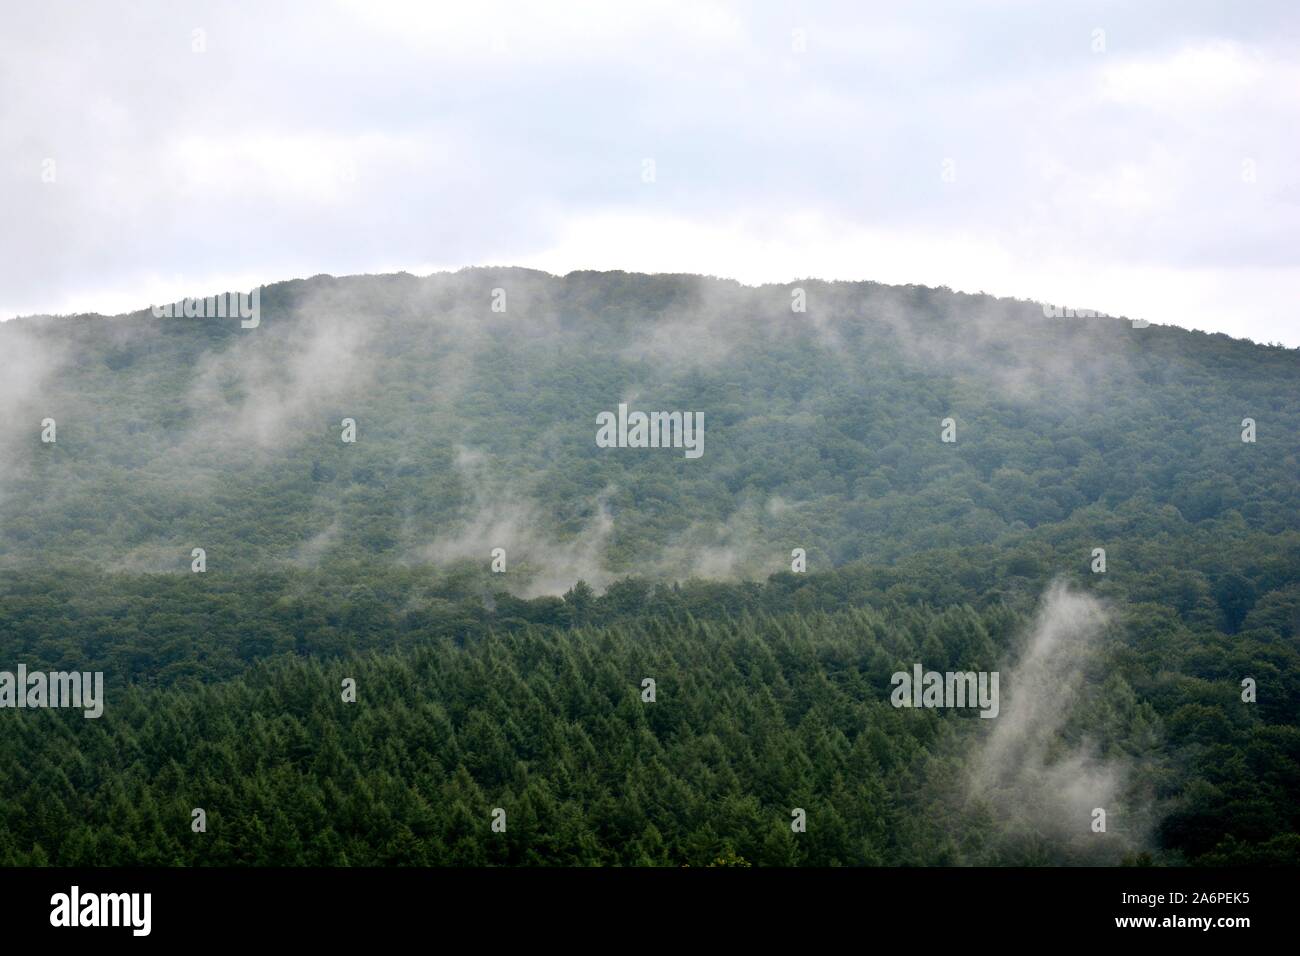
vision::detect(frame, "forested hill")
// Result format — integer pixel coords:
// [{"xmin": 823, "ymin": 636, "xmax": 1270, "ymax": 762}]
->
[
  {"xmin": 1, "ymin": 269, "xmax": 1296, "ymax": 594},
  {"xmin": 0, "ymin": 270, "xmax": 1297, "ymax": 867}
]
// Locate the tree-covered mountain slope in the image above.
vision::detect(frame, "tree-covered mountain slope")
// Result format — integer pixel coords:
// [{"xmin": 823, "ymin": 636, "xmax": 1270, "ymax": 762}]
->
[
  {"xmin": 1, "ymin": 587, "xmax": 1294, "ymax": 867},
  {"xmin": 1, "ymin": 269, "xmax": 1295, "ymax": 590},
  {"xmin": 0, "ymin": 269, "xmax": 1296, "ymax": 867}
]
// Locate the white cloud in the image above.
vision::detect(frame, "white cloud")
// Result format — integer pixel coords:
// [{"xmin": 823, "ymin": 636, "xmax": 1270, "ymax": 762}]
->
[
  {"xmin": 1, "ymin": 2, "xmax": 1296, "ymax": 345},
  {"xmin": 165, "ymin": 130, "xmax": 449, "ymax": 204},
  {"xmin": 1099, "ymin": 41, "xmax": 1267, "ymax": 111}
]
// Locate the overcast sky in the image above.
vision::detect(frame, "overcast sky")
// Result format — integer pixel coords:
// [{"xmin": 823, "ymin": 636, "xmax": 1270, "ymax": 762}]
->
[{"xmin": 3, "ymin": 0, "xmax": 1297, "ymax": 344}]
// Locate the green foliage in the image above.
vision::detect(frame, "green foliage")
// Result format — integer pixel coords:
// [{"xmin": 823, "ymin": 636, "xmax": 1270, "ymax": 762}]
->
[
  {"xmin": 0, "ymin": 572, "xmax": 1294, "ymax": 866},
  {"xmin": 0, "ymin": 271, "xmax": 1296, "ymax": 866}
]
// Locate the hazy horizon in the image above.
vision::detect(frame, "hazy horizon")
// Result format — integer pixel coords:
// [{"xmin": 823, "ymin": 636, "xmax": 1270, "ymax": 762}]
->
[
  {"xmin": 7, "ymin": 264, "xmax": 1295, "ymax": 351},
  {"xmin": 4, "ymin": 0, "xmax": 1298, "ymax": 345}
]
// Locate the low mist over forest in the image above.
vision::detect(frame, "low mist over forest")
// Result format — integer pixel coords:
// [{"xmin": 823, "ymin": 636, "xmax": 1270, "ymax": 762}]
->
[
  {"xmin": 0, "ymin": 269, "xmax": 1296, "ymax": 866},
  {"xmin": 3, "ymin": 269, "xmax": 1295, "ymax": 581}
]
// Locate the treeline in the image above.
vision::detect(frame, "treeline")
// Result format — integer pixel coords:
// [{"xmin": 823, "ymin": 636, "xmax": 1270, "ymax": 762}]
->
[
  {"xmin": 1, "ymin": 601, "xmax": 1293, "ymax": 867},
  {"xmin": 1, "ymin": 507, "xmax": 1294, "ymax": 710}
]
